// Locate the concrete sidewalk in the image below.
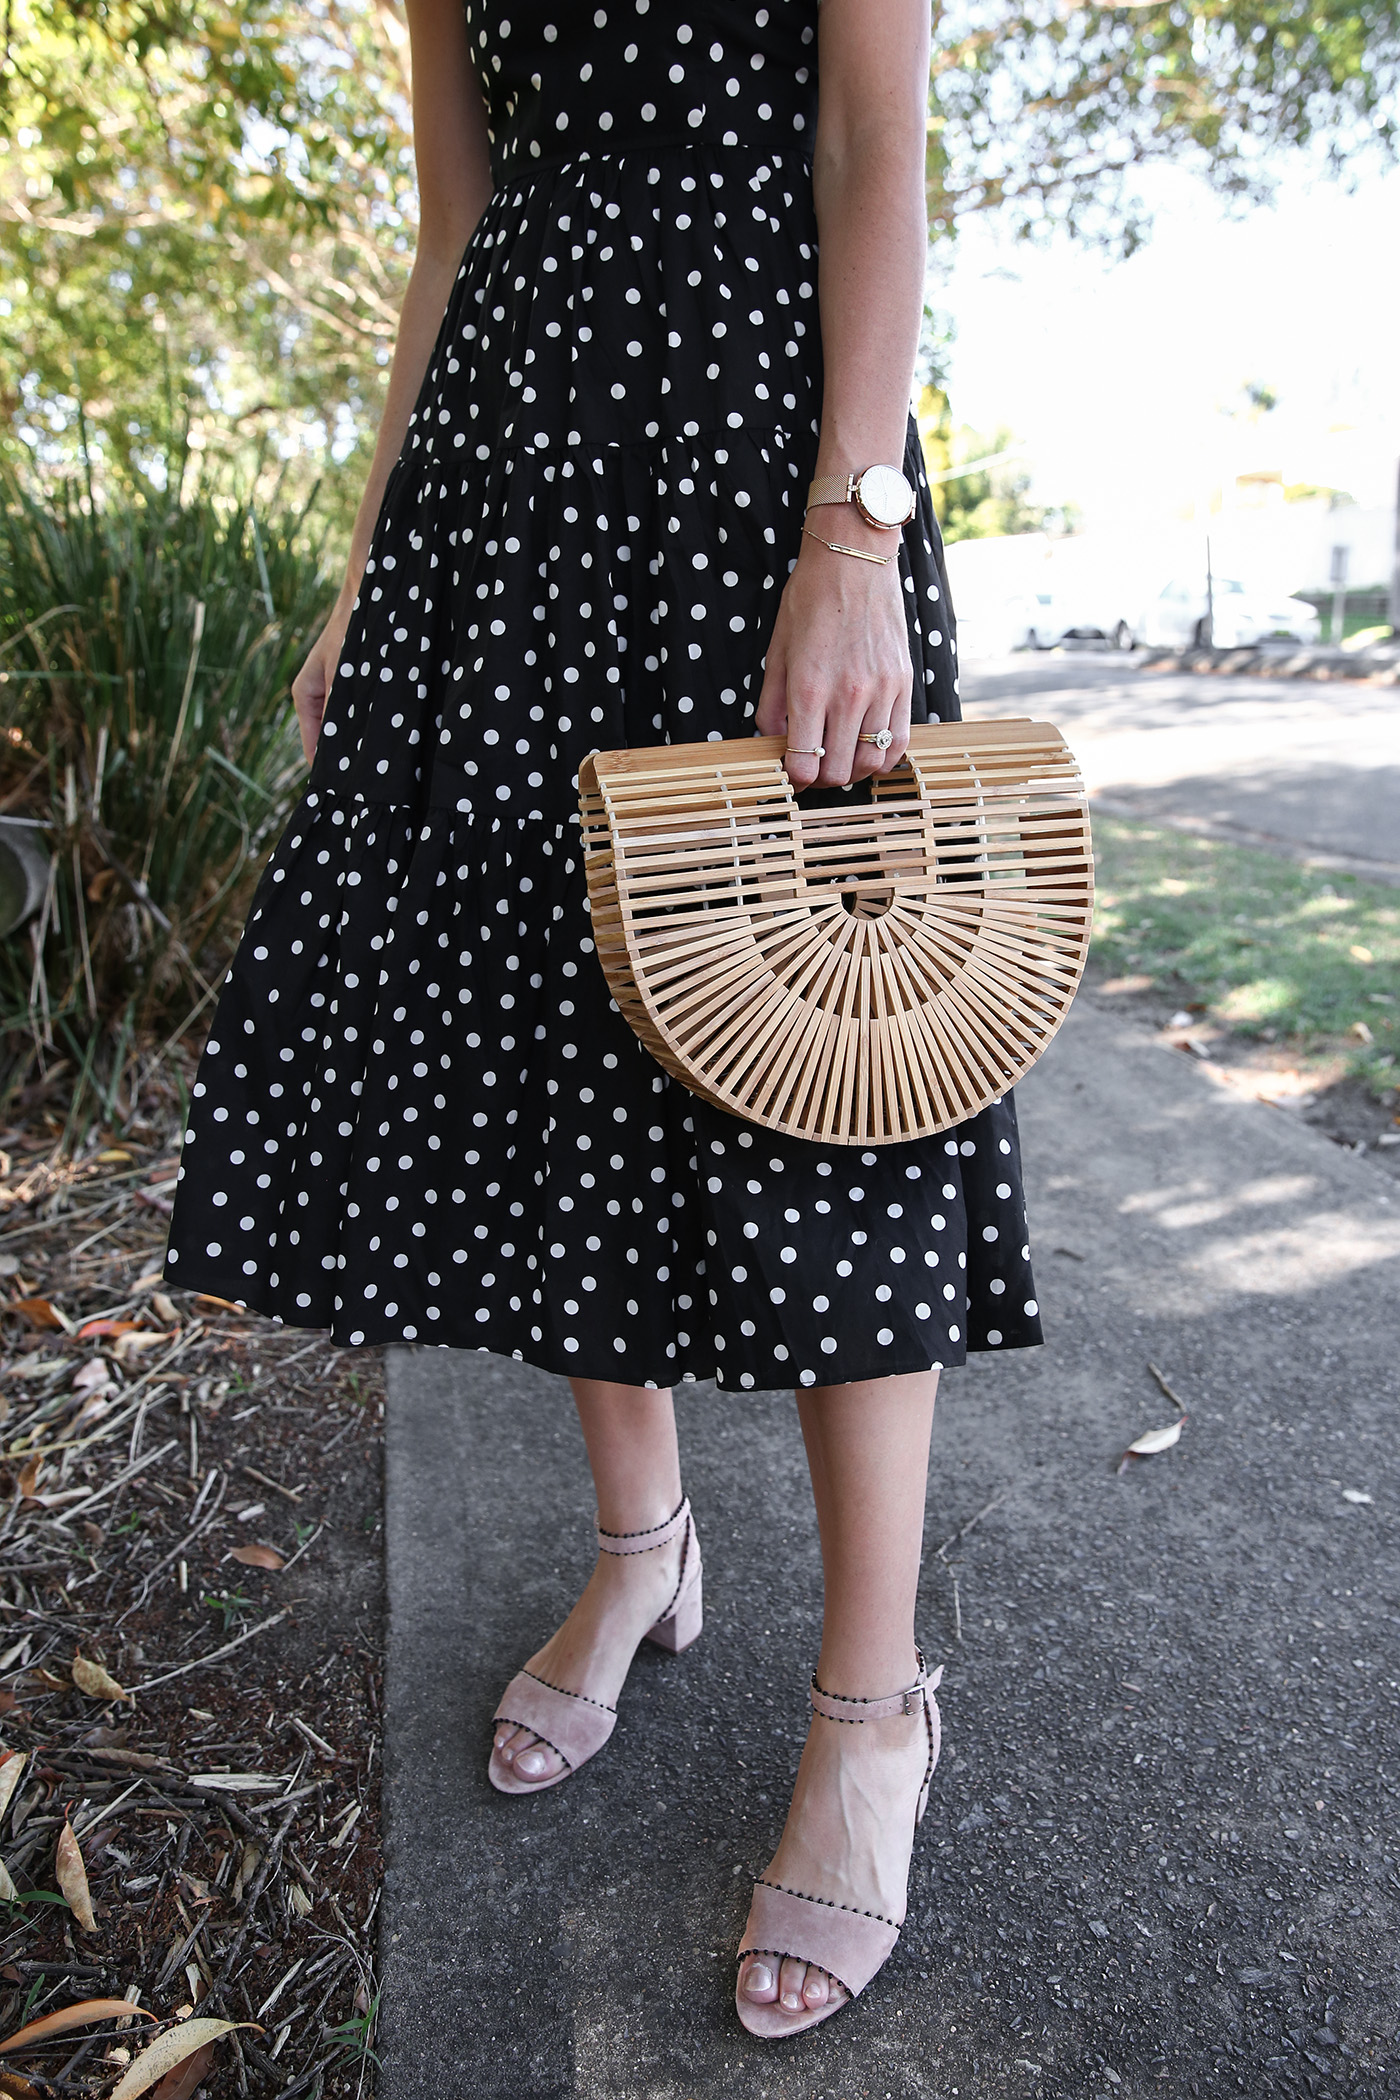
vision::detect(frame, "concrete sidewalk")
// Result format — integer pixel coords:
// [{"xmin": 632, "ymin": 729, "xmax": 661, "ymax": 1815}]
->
[
  {"xmin": 378, "ymin": 1002, "xmax": 1400, "ymax": 2100},
  {"xmin": 960, "ymin": 656, "xmax": 1400, "ymax": 876}
]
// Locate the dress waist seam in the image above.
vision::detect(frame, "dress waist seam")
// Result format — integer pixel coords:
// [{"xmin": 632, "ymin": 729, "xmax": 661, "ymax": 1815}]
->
[{"xmin": 488, "ymin": 134, "xmax": 813, "ymax": 193}]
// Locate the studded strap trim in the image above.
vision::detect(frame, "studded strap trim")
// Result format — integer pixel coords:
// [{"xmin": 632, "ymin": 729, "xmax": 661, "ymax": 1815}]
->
[
  {"xmin": 810, "ymin": 1646, "xmax": 932, "ymax": 1723},
  {"xmin": 596, "ymin": 1495, "xmax": 691, "ymax": 1557}
]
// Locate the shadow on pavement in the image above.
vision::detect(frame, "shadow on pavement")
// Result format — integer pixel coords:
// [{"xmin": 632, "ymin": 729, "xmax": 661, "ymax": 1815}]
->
[{"xmin": 378, "ymin": 1001, "xmax": 1400, "ymax": 2099}]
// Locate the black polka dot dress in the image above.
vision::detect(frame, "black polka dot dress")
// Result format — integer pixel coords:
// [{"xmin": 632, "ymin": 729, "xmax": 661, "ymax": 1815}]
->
[{"xmin": 164, "ymin": 0, "xmax": 1044, "ymax": 1391}]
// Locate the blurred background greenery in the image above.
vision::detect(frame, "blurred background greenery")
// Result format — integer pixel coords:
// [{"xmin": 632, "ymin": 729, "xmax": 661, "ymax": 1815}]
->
[{"xmin": 1, "ymin": 0, "xmax": 1397, "ymax": 1136}]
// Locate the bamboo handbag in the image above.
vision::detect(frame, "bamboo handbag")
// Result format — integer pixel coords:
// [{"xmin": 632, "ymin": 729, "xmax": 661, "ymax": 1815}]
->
[{"xmin": 577, "ymin": 721, "xmax": 1093, "ymax": 1146}]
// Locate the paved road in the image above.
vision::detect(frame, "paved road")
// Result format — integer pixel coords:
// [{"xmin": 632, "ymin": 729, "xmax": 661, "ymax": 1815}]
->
[
  {"xmin": 378, "ymin": 999, "xmax": 1400, "ymax": 2099},
  {"xmin": 959, "ymin": 653, "xmax": 1400, "ymax": 878}
]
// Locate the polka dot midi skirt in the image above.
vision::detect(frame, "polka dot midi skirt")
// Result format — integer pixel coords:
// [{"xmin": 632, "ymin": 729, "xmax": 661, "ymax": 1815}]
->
[{"xmin": 164, "ymin": 0, "xmax": 1044, "ymax": 1391}]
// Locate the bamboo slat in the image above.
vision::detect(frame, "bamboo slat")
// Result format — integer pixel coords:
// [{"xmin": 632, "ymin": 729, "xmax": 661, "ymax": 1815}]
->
[{"xmin": 577, "ymin": 722, "xmax": 1093, "ymax": 1144}]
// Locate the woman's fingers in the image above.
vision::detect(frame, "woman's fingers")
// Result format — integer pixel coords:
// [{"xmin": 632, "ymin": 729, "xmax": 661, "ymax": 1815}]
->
[
  {"xmin": 291, "ymin": 651, "xmax": 329, "ymax": 766},
  {"xmin": 291, "ymin": 604, "xmax": 353, "ymax": 766},
  {"xmin": 781, "ymin": 690, "xmax": 828, "ymax": 788},
  {"xmin": 808, "ymin": 667, "xmax": 910, "ymax": 787},
  {"xmin": 754, "ymin": 635, "xmax": 789, "ymax": 742},
  {"xmin": 755, "ymin": 538, "xmax": 915, "ymax": 786}
]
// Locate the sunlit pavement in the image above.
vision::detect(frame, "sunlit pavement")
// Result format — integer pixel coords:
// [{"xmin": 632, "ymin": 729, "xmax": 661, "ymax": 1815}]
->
[
  {"xmin": 378, "ymin": 1000, "xmax": 1400, "ymax": 2098},
  {"xmin": 961, "ymin": 651, "xmax": 1400, "ymax": 879}
]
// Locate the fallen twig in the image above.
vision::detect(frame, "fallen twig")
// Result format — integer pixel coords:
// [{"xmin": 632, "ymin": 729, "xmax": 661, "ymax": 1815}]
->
[
  {"xmin": 126, "ymin": 1608, "xmax": 289, "ymax": 1694},
  {"xmin": 1148, "ymin": 1361, "xmax": 1189, "ymax": 1410},
  {"xmin": 45, "ymin": 1437, "xmax": 179, "ymax": 1524},
  {"xmin": 934, "ymin": 1493, "xmax": 1007, "ymax": 1563},
  {"xmin": 241, "ymin": 1463, "xmax": 304, "ymax": 1504}
]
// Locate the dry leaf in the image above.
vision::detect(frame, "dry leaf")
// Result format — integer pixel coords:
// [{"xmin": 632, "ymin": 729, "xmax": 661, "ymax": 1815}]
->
[
  {"xmin": 14, "ymin": 1460, "xmax": 41, "ymax": 1500},
  {"xmin": 69, "ymin": 1395, "xmax": 112, "ymax": 1434},
  {"xmin": 114, "ymin": 1331, "xmax": 173, "ymax": 1365},
  {"xmin": 287, "ymin": 1882, "xmax": 313, "ymax": 1917},
  {"xmin": 0, "ymin": 1754, "xmax": 26, "ymax": 1825},
  {"xmin": 229, "ymin": 1544, "xmax": 285, "ymax": 1572},
  {"xmin": 71, "ymin": 1654, "xmax": 131, "ymax": 1704},
  {"xmin": 0, "ymin": 1998, "xmax": 152, "ymax": 2053},
  {"xmin": 5, "ymin": 1299, "xmax": 67, "ymax": 1332},
  {"xmin": 1348, "ymin": 1019, "xmax": 1374, "ymax": 1043},
  {"xmin": 1350, "ymin": 944, "xmax": 1374, "ymax": 963},
  {"xmin": 94, "ymin": 1143, "xmax": 129, "ymax": 1158},
  {"xmin": 1126, "ymin": 1417, "xmax": 1187, "ymax": 1457},
  {"xmin": 55, "ymin": 1818, "xmax": 97, "ymax": 1933},
  {"xmin": 0, "ymin": 1860, "xmax": 17, "ymax": 1902},
  {"xmin": 150, "ymin": 1292, "xmax": 180, "ymax": 1328},
  {"xmin": 72, "ymin": 1357, "xmax": 115, "ymax": 1392},
  {"xmin": 194, "ymin": 1293, "xmax": 242, "ymax": 1313},
  {"xmin": 108, "ymin": 2019, "xmax": 253, "ymax": 2100},
  {"xmin": 75, "ymin": 1319, "xmax": 142, "ymax": 1341},
  {"xmin": 151, "ymin": 2040, "xmax": 216, "ymax": 2100}
]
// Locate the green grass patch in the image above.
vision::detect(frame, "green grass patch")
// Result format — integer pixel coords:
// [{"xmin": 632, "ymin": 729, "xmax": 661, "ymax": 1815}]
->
[{"xmin": 1089, "ymin": 816, "xmax": 1399, "ymax": 1093}]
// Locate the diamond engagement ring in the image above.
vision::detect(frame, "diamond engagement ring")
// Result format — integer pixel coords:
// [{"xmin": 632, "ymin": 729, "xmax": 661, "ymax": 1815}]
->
[{"xmin": 859, "ymin": 730, "xmax": 894, "ymax": 750}]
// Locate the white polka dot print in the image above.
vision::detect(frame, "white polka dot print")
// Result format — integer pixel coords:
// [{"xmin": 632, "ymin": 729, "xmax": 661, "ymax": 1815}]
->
[{"xmin": 164, "ymin": 0, "xmax": 1043, "ymax": 1388}]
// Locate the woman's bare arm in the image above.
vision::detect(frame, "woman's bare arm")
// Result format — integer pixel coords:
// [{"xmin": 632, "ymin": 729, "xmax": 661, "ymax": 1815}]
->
[
  {"xmin": 292, "ymin": 0, "xmax": 494, "ymax": 762},
  {"xmin": 754, "ymin": 0, "xmax": 932, "ymax": 788}
]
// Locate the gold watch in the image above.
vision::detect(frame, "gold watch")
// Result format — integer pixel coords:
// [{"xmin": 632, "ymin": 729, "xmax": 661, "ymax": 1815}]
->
[{"xmin": 806, "ymin": 465, "xmax": 917, "ymax": 530}]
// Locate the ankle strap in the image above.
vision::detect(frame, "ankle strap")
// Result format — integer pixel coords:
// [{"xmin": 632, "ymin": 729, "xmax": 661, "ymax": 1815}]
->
[
  {"xmin": 810, "ymin": 1648, "xmax": 937, "ymax": 1722},
  {"xmin": 596, "ymin": 1496, "xmax": 691, "ymax": 1557}
]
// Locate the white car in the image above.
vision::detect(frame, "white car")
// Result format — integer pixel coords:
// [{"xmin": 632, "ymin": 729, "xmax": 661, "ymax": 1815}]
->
[
  {"xmin": 1010, "ymin": 590, "xmax": 1137, "ymax": 652},
  {"xmin": 1140, "ymin": 577, "xmax": 1321, "ymax": 648}
]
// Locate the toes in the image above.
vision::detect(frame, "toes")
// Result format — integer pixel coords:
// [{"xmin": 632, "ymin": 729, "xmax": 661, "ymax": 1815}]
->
[
  {"xmin": 512, "ymin": 1738, "xmax": 565, "ymax": 1782},
  {"xmin": 801, "ymin": 1967, "xmax": 830, "ymax": 2010},
  {"xmin": 778, "ymin": 1957, "xmax": 809, "ymax": 2013},
  {"xmin": 490, "ymin": 1727, "xmax": 565, "ymax": 1783},
  {"xmin": 739, "ymin": 1957, "xmax": 778, "ymax": 2004}
]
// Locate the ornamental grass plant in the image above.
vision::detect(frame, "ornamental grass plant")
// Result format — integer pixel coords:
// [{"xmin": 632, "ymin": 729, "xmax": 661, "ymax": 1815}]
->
[{"xmin": 0, "ymin": 471, "xmax": 334, "ymax": 1145}]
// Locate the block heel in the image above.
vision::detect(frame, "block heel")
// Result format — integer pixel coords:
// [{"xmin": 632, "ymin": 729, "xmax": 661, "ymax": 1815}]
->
[
  {"xmin": 736, "ymin": 1651, "xmax": 943, "ymax": 2037},
  {"xmin": 489, "ymin": 1495, "xmax": 702, "ymax": 1794},
  {"xmin": 645, "ymin": 1563, "xmax": 703, "ymax": 1653}
]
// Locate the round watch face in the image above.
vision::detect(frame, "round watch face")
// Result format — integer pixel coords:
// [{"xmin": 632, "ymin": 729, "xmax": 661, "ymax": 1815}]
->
[{"xmin": 854, "ymin": 464, "xmax": 916, "ymax": 529}]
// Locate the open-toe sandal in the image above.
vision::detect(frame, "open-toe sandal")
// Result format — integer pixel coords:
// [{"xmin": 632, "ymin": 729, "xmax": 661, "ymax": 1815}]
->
[
  {"xmin": 735, "ymin": 1649, "xmax": 943, "ymax": 2036},
  {"xmin": 488, "ymin": 1495, "xmax": 703, "ymax": 1795}
]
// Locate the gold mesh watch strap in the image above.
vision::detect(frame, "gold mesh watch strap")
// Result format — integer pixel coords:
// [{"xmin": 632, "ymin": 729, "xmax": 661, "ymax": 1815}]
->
[{"xmin": 806, "ymin": 474, "xmax": 855, "ymax": 510}]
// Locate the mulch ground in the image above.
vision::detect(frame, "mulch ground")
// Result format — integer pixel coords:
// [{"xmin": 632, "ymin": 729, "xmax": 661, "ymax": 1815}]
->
[{"xmin": 0, "ymin": 1127, "xmax": 385, "ymax": 2099}]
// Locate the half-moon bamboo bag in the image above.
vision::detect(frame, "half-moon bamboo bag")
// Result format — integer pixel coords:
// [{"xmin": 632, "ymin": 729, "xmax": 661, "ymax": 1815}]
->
[{"xmin": 577, "ymin": 721, "xmax": 1093, "ymax": 1146}]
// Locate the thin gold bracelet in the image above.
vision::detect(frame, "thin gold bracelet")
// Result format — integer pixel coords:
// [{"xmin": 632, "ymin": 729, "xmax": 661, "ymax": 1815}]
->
[{"xmin": 802, "ymin": 525, "xmax": 895, "ymax": 567}]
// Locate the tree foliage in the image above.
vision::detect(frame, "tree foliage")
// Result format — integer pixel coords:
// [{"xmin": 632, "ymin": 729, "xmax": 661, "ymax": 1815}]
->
[
  {"xmin": 1, "ymin": 0, "xmax": 416, "ymax": 508},
  {"xmin": 917, "ymin": 390, "xmax": 1081, "ymax": 542},
  {"xmin": 929, "ymin": 0, "xmax": 1399, "ymax": 247},
  {"xmin": 1, "ymin": 0, "xmax": 1397, "ymax": 507}
]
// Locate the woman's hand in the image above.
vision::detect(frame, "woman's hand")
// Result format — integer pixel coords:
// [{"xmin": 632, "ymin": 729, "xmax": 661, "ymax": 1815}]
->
[
  {"xmin": 291, "ymin": 593, "xmax": 356, "ymax": 766},
  {"xmin": 755, "ymin": 524, "xmax": 913, "ymax": 789}
]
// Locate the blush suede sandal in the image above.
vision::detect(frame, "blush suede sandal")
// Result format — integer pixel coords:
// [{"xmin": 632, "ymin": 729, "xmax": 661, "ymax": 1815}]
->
[
  {"xmin": 735, "ymin": 1650, "xmax": 943, "ymax": 2037},
  {"xmin": 488, "ymin": 1496, "xmax": 703, "ymax": 1796}
]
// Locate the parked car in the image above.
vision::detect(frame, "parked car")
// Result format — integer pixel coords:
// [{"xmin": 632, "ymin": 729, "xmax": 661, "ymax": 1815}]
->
[
  {"xmin": 1009, "ymin": 589, "xmax": 1137, "ymax": 652},
  {"xmin": 1139, "ymin": 577, "xmax": 1321, "ymax": 648}
]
